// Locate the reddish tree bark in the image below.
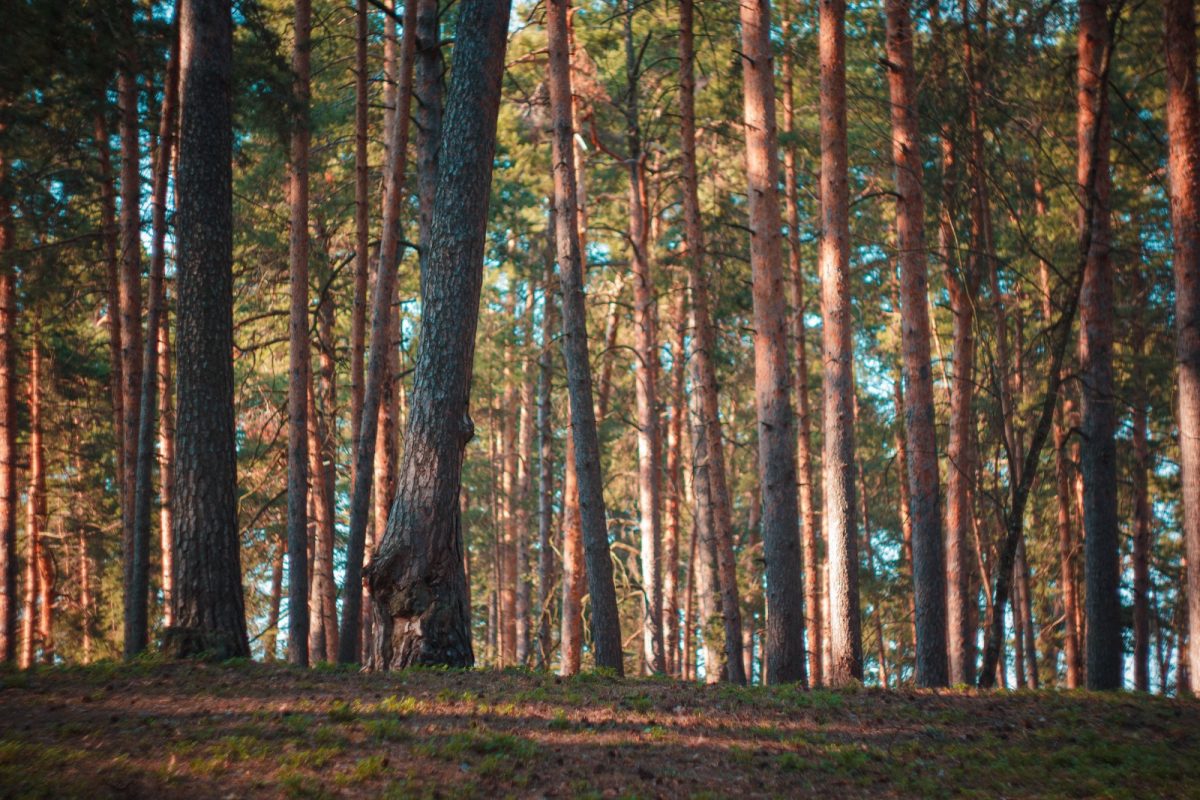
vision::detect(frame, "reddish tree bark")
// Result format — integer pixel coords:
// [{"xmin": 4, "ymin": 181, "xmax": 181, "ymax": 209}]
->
[
  {"xmin": 1164, "ymin": 0, "xmax": 1200, "ymax": 695},
  {"xmin": 663, "ymin": 287, "xmax": 686, "ymax": 677},
  {"xmin": 818, "ymin": 0, "xmax": 862, "ymax": 685},
  {"xmin": 0, "ymin": 143, "xmax": 16, "ymax": 664}
]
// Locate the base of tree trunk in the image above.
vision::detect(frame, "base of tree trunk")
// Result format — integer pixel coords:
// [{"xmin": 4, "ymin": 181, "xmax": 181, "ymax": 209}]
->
[
  {"xmin": 161, "ymin": 626, "xmax": 247, "ymax": 661},
  {"xmin": 368, "ymin": 556, "xmax": 473, "ymax": 670}
]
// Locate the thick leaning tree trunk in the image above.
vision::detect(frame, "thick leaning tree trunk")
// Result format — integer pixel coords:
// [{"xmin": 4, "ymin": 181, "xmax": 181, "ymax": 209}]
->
[
  {"xmin": 1078, "ymin": 0, "xmax": 1120, "ymax": 691},
  {"xmin": 885, "ymin": 0, "xmax": 948, "ymax": 688},
  {"xmin": 365, "ymin": 0, "xmax": 512, "ymax": 669},
  {"xmin": 547, "ymin": 0, "xmax": 624, "ymax": 675},
  {"xmin": 740, "ymin": 0, "xmax": 805, "ymax": 685},
  {"xmin": 1164, "ymin": 0, "xmax": 1200, "ymax": 695},
  {"xmin": 339, "ymin": 0, "xmax": 417, "ymax": 664},
  {"xmin": 818, "ymin": 0, "xmax": 862, "ymax": 685},
  {"xmin": 680, "ymin": 0, "xmax": 744, "ymax": 684},
  {"xmin": 166, "ymin": 0, "xmax": 249, "ymax": 660}
]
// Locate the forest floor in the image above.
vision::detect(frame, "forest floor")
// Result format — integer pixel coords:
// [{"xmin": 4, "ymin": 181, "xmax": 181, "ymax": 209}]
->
[{"xmin": 2, "ymin": 660, "xmax": 1199, "ymax": 799}]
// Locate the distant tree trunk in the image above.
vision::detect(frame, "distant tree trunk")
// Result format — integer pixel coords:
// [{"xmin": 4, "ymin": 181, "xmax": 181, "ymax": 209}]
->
[
  {"xmin": 1077, "ymin": 0, "xmax": 1120, "ymax": 691},
  {"xmin": 680, "ymin": 0, "xmax": 744, "ymax": 685},
  {"xmin": 537, "ymin": 220, "xmax": 557, "ymax": 669},
  {"xmin": 27, "ymin": 339, "xmax": 48, "ymax": 665},
  {"xmin": 351, "ymin": 0, "xmax": 369, "ymax": 484},
  {"xmin": 78, "ymin": 526, "xmax": 93, "ymax": 663},
  {"xmin": 559, "ymin": 426, "xmax": 584, "ymax": 676},
  {"xmin": 546, "ymin": 0, "xmax": 623, "ymax": 675},
  {"xmin": 307, "ymin": 373, "xmax": 338, "ymax": 662},
  {"xmin": 166, "ymin": 0, "xmax": 250, "ymax": 660},
  {"xmin": 892, "ymin": 359, "xmax": 919, "ymax": 659},
  {"xmin": 818, "ymin": 0, "xmax": 862, "ymax": 685},
  {"xmin": 158, "ymin": 287, "xmax": 176, "ymax": 628},
  {"xmin": 264, "ymin": 540, "xmax": 284, "ymax": 660},
  {"xmin": 663, "ymin": 288, "xmax": 686, "ymax": 677},
  {"xmin": 517, "ymin": 346, "xmax": 535, "ymax": 665},
  {"xmin": 95, "ymin": 115, "xmax": 125, "ymax": 520},
  {"xmin": 500, "ymin": 317, "xmax": 518, "ymax": 666},
  {"xmin": 366, "ymin": 0, "xmax": 511, "ymax": 669},
  {"xmin": 128, "ymin": 19, "xmax": 179, "ymax": 658},
  {"xmin": 285, "ymin": 0, "xmax": 312, "ymax": 667},
  {"xmin": 1165, "ymin": 0, "xmax": 1200, "ymax": 695},
  {"xmin": 860, "ymin": 466, "xmax": 886, "ymax": 687},
  {"xmin": 623, "ymin": 0, "xmax": 665, "ymax": 675},
  {"xmin": 0, "ymin": 148, "xmax": 16, "ymax": 665},
  {"xmin": 682, "ymin": 514, "xmax": 698, "ymax": 680},
  {"xmin": 689, "ymin": 380, "xmax": 723, "ymax": 683},
  {"xmin": 885, "ymin": 0, "xmax": 948, "ymax": 688},
  {"xmin": 340, "ymin": 0, "xmax": 418, "ymax": 664},
  {"xmin": 782, "ymin": 9, "xmax": 817, "ymax": 689}
]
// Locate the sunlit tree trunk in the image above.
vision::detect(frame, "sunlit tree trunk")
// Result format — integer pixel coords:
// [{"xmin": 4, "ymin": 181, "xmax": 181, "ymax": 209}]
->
[
  {"xmin": 1077, "ymin": 0, "xmax": 1120, "ymax": 691},
  {"xmin": 366, "ymin": 0, "xmax": 511, "ymax": 669},
  {"xmin": 663, "ymin": 288, "xmax": 686, "ymax": 677},
  {"xmin": 158, "ymin": 285, "xmax": 175, "ymax": 629},
  {"xmin": 27, "ymin": 339, "xmax": 48, "ymax": 665},
  {"xmin": 0, "ymin": 146, "xmax": 16, "ymax": 664},
  {"xmin": 546, "ymin": 0, "xmax": 624, "ymax": 675},
  {"xmin": 537, "ymin": 216, "xmax": 557, "ymax": 669},
  {"xmin": 1164, "ymin": 0, "xmax": 1200, "ymax": 695},
  {"xmin": 559, "ymin": 426, "xmax": 584, "ymax": 676},
  {"xmin": 167, "ymin": 0, "xmax": 250, "ymax": 660},
  {"xmin": 818, "ymin": 0, "xmax": 862, "ymax": 685}
]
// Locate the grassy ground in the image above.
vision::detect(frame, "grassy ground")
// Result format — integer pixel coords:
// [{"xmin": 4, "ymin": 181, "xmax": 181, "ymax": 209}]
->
[{"xmin": 2, "ymin": 660, "xmax": 1198, "ymax": 799}]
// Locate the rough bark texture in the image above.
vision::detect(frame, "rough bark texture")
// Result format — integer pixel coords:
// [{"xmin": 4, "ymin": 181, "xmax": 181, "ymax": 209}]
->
[
  {"xmin": 365, "ymin": 0, "xmax": 512, "ymax": 670},
  {"xmin": 1078, "ymin": 0, "xmax": 1120, "ymax": 691},
  {"xmin": 680, "ymin": 0, "xmax": 744, "ymax": 684},
  {"xmin": 547, "ymin": 0, "xmax": 624, "ymax": 675},
  {"xmin": 689, "ymin": 380, "xmax": 724, "ymax": 683},
  {"xmin": 285, "ymin": 0, "xmax": 312, "ymax": 666},
  {"xmin": 663, "ymin": 288, "xmax": 686, "ymax": 677},
  {"xmin": 782, "ymin": 12, "xmax": 817, "ymax": 688},
  {"xmin": 340, "ymin": 0, "xmax": 417, "ymax": 664},
  {"xmin": 537, "ymin": 218, "xmax": 557, "ymax": 669},
  {"xmin": 166, "ymin": 0, "xmax": 250, "ymax": 661},
  {"xmin": 885, "ymin": 0, "xmax": 948, "ymax": 688},
  {"xmin": 1165, "ymin": 0, "xmax": 1200, "ymax": 695},
  {"xmin": 129, "ymin": 23, "xmax": 180, "ymax": 658},
  {"xmin": 415, "ymin": 0, "xmax": 443, "ymax": 270},
  {"xmin": 0, "ymin": 147, "xmax": 16, "ymax": 664},
  {"xmin": 818, "ymin": 0, "xmax": 862, "ymax": 685},
  {"xmin": 559, "ymin": 424, "xmax": 584, "ymax": 676}
]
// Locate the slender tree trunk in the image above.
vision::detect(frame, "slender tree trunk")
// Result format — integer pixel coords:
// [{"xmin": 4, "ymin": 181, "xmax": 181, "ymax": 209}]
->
[
  {"xmin": 415, "ymin": 0, "xmax": 443, "ymax": 269},
  {"xmin": 537, "ymin": 220, "xmax": 557, "ymax": 669},
  {"xmin": 78, "ymin": 526, "xmax": 92, "ymax": 663},
  {"xmin": 366, "ymin": 0, "xmax": 511, "ymax": 669},
  {"xmin": 500, "ymin": 319, "xmax": 518, "ymax": 666},
  {"xmin": 127, "ymin": 19, "xmax": 179, "ymax": 658},
  {"xmin": 340, "ymin": 0, "xmax": 418, "ymax": 663},
  {"xmin": 546, "ymin": 0, "xmax": 623, "ymax": 675},
  {"xmin": 285, "ymin": 0, "xmax": 312, "ymax": 667},
  {"xmin": 885, "ymin": 0, "xmax": 948, "ymax": 688},
  {"xmin": 0, "ymin": 147, "xmax": 16, "ymax": 664},
  {"xmin": 516, "ymin": 351, "xmax": 535, "ymax": 665},
  {"xmin": 166, "ymin": 0, "xmax": 249, "ymax": 660},
  {"xmin": 663, "ymin": 287, "xmax": 686, "ymax": 677},
  {"xmin": 682, "ymin": 514, "xmax": 697, "ymax": 680},
  {"xmin": 689, "ymin": 380, "xmax": 723, "ymax": 683},
  {"xmin": 1164, "ymin": 0, "xmax": 1200, "ymax": 695},
  {"xmin": 818, "ymin": 0, "xmax": 862, "ymax": 685},
  {"xmin": 26, "ymin": 339, "xmax": 47, "ymax": 665},
  {"xmin": 1077, "ymin": 0, "xmax": 1120, "ymax": 691},
  {"xmin": 264, "ymin": 539, "xmax": 284, "ymax": 660},
  {"xmin": 680, "ymin": 0, "xmax": 744, "ymax": 684},
  {"xmin": 96, "ymin": 115, "xmax": 126, "ymax": 521},
  {"xmin": 351, "ymin": 0, "xmax": 369, "ymax": 485},
  {"xmin": 559, "ymin": 425, "xmax": 584, "ymax": 676},
  {"xmin": 860, "ymin": 467, "xmax": 886, "ymax": 687},
  {"xmin": 158, "ymin": 285, "xmax": 175, "ymax": 628},
  {"xmin": 782, "ymin": 10, "xmax": 818, "ymax": 689}
]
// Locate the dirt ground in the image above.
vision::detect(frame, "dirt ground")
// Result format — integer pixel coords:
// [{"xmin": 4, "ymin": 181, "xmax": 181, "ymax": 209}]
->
[{"xmin": 2, "ymin": 660, "xmax": 1198, "ymax": 799}]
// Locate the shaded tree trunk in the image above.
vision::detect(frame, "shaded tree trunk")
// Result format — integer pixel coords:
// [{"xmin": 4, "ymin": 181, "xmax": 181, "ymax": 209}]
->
[
  {"xmin": 885, "ymin": 0, "xmax": 948, "ymax": 688},
  {"xmin": 559, "ymin": 425, "xmax": 584, "ymax": 676},
  {"xmin": 537, "ymin": 217, "xmax": 557, "ymax": 669},
  {"xmin": 351, "ymin": 0, "xmax": 369, "ymax": 487},
  {"xmin": 365, "ymin": 0, "xmax": 512, "ymax": 669},
  {"xmin": 546, "ymin": 0, "xmax": 624, "ymax": 675},
  {"xmin": 166, "ymin": 0, "xmax": 249, "ymax": 660},
  {"xmin": 1164, "ymin": 0, "xmax": 1200, "ymax": 695},
  {"xmin": 818, "ymin": 0, "xmax": 862, "ymax": 685},
  {"xmin": 1078, "ymin": 0, "xmax": 1120, "ymax": 691},
  {"xmin": 95, "ymin": 115, "xmax": 125, "ymax": 526},
  {"xmin": 663, "ymin": 287, "xmax": 686, "ymax": 677}
]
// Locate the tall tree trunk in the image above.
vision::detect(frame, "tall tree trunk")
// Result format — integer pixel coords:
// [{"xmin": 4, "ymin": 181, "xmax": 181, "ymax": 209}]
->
[
  {"xmin": 860, "ymin": 466, "xmax": 886, "ymax": 687},
  {"xmin": 885, "ymin": 0, "xmax": 948, "ymax": 688},
  {"xmin": 680, "ymin": 0, "xmax": 744, "ymax": 684},
  {"xmin": 158, "ymin": 285, "xmax": 176, "ymax": 628},
  {"xmin": 0, "ymin": 146, "xmax": 16, "ymax": 664},
  {"xmin": 517, "ymin": 343, "xmax": 535, "ymax": 665},
  {"xmin": 893, "ymin": 360, "xmax": 918, "ymax": 660},
  {"xmin": 537, "ymin": 219, "xmax": 557, "ymax": 669},
  {"xmin": 1164, "ymin": 0, "xmax": 1200, "ymax": 695},
  {"xmin": 663, "ymin": 287, "xmax": 686, "ymax": 677},
  {"xmin": 546, "ymin": 0, "xmax": 624, "ymax": 675},
  {"xmin": 689, "ymin": 380, "xmax": 724, "ymax": 683},
  {"xmin": 741, "ymin": 0, "xmax": 801, "ymax": 686},
  {"xmin": 782, "ymin": 9, "xmax": 818, "ymax": 689},
  {"xmin": 623, "ymin": 0, "xmax": 665, "ymax": 676},
  {"xmin": 351, "ymin": 0, "xmax": 369, "ymax": 486},
  {"xmin": 559, "ymin": 425, "xmax": 584, "ymax": 675},
  {"xmin": 500, "ymin": 316, "xmax": 518, "ymax": 666},
  {"xmin": 366, "ymin": 0, "xmax": 511, "ymax": 669},
  {"xmin": 415, "ymin": 0, "xmax": 443, "ymax": 268},
  {"xmin": 340, "ymin": 0, "xmax": 418, "ymax": 664},
  {"xmin": 285, "ymin": 0, "xmax": 312, "ymax": 667},
  {"xmin": 26, "ymin": 339, "xmax": 47, "ymax": 665},
  {"xmin": 166, "ymin": 0, "xmax": 249, "ymax": 660},
  {"xmin": 1078, "ymin": 0, "xmax": 1120, "ymax": 691},
  {"xmin": 818, "ymin": 0, "xmax": 862, "ymax": 685},
  {"xmin": 128, "ymin": 19, "xmax": 180, "ymax": 658},
  {"xmin": 96, "ymin": 115, "xmax": 125, "ymax": 522}
]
